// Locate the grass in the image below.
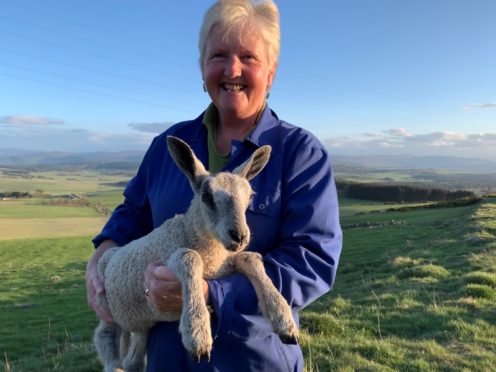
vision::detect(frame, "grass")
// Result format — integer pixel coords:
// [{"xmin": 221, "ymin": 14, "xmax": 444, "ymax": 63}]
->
[
  {"xmin": 84, "ymin": 189, "xmax": 125, "ymax": 211},
  {"xmin": 0, "ymin": 236, "xmax": 101, "ymax": 371},
  {"xmin": 0, "ymin": 170, "xmax": 130, "ymax": 196},
  {"xmin": 338, "ymin": 197, "xmax": 432, "ymax": 218},
  {"xmin": 301, "ymin": 196, "xmax": 496, "ymax": 371},
  {"xmin": 1, "ymin": 178, "xmax": 495, "ymax": 370},
  {"xmin": 0, "ymin": 201, "xmax": 100, "ymax": 218},
  {"xmin": 464, "ymin": 271, "xmax": 496, "ymax": 287},
  {"xmin": 0, "ymin": 172, "xmax": 123, "ymax": 241},
  {"xmin": 0, "ymin": 217, "xmax": 107, "ymax": 240}
]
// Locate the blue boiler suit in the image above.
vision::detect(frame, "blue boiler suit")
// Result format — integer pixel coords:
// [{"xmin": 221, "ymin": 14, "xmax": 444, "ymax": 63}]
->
[{"xmin": 93, "ymin": 105, "xmax": 343, "ymax": 372}]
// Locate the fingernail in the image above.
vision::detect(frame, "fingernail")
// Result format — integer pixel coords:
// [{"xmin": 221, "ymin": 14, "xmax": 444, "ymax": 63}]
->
[{"xmin": 153, "ymin": 266, "xmax": 164, "ymax": 276}]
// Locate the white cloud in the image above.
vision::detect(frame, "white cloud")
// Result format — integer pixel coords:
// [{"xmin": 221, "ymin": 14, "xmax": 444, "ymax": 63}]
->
[
  {"xmin": 128, "ymin": 121, "xmax": 173, "ymax": 133},
  {"xmin": 463, "ymin": 102, "xmax": 496, "ymax": 110},
  {"xmin": 384, "ymin": 128, "xmax": 414, "ymax": 138},
  {"xmin": 1, "ymin": 119, "xmax": 495, "ymax": 161},
  {"xmin": 0, "ymin": 125, "xmax": 154, "ymax": 152},
  {"xmin": 0, "ymin": 115, "xmax": 65, "ymax": 126},
  {"xmin": 324, "ymin": 129, "xmax": 496, "ymax": 160}
]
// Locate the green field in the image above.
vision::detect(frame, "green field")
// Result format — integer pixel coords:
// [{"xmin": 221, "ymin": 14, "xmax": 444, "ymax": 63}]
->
[
  {"xmin": 339, "ymin": 197, "xmax": 433, "ymax": 218},
  {"xmin": 300, "ymin": 197, "xmax": 496, "ymax": 370},
  {"xmin": 84, "ymin": 190, "xmax": 126, "ymax": 211},
  {"xmin": 1, "ymin": 168, "xmax": 495, "ymax": 371},
  {"xmin": 0, "ymin": 217, "xmax": 108, "ymax": 240},
  {"xmin": 0, "ymin": 170, "xmax": 128, "ymax": 196},
  {"xmin": 0, "ymin": 236, "xmax": 101, "ymax": 371},
  {"xmin": 0, "ymin": 201, "xmax": 100, "ymax": 218},
  {"xmin": 0, "ymin": 171, "xmax": 125, "ymax": 241}
]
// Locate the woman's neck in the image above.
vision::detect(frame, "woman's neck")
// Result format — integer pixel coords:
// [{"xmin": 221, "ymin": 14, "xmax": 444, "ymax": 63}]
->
[{"xmin": 215, "ymin": 111, "xmax": 259, "ymax": 155}]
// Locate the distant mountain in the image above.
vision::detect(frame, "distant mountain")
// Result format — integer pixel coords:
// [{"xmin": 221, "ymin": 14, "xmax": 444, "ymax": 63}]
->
[
  {"xmin": 0, "ymin": 149, "xmax": 145, "ymax": 170},
  {"xmin": 332, "ymin": 154, "xmax": 496, "ymax": 173},
  {"xmin": 1, "ymin": 149, "xmax": 496, "ymax": 173}
]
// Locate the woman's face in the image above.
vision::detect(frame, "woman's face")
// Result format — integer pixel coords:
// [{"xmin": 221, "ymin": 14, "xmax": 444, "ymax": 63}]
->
[{"xmin": 202, "ymin": 26, "xmax": 276, "ymax": 122}]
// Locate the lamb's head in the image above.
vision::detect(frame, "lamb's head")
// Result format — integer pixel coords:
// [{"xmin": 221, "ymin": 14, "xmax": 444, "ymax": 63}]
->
[{"xmin": 167, "ymin": 136, "xmax": 271, "ymax": 251}]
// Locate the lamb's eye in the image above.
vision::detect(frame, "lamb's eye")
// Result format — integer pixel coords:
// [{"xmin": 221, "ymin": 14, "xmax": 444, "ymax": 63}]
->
[{"xmin": 201, "ymin": 189, "xmax": 216, "ymax": 210}]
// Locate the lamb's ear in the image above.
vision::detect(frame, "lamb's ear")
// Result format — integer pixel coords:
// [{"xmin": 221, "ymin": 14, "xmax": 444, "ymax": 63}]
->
[
  {"xmin": 167, "ymin": 136, "xmax": 208, "ymax": 189},
  {"xmin": 233, "ymin": 145, "xmax": 271, "ymax": 181}
]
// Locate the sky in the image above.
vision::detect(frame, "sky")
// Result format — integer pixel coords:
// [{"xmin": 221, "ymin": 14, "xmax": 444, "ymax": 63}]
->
[{"xmin": 0, "ymin": 0, "xmax": 495, "ymax": 159}]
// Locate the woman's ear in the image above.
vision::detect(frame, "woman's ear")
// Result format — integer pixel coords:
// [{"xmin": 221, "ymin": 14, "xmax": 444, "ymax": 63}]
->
[{"xmin": 267, "ymin": 62, "xmax": 277, "ymax": 88}]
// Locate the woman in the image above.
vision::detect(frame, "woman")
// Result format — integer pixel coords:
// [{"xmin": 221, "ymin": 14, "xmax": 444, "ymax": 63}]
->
[{"xmin": 86, "ymin": 0, "xmax": 342, "ymax": 371}]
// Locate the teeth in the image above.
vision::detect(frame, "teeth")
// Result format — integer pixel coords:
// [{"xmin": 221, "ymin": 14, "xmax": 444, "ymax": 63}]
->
[{"xmin": 223, "ymin": 84, "xmax": 244, "ymax": 92}]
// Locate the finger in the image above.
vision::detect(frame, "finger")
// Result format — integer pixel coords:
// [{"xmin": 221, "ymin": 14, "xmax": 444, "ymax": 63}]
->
[
  {"xmin": 86, "ymin": 277, "xmax": 114, "ymax": 323},
  {"xmin": 86, "ymin": 275, "xmax": 99, "ymax": 305},
  {"xmin": 153, "ymin": 266, "xmax": 178, "ymax": 281},
  {"xmin": 145, "ymin": 261, "xmax": 162, "ymax": 273},
  {"xmin": 87, "ymin": 286, "xmax": 114, "ymax": 323},
  {"xmin": 95, "ymin": 306, "xmax": 115, "ymax": 324},
  {"xmin": 92, "ymin": 277, "xmax": 105, "ymax": 294},
  {"xmin": 89, "ymin": 288, "xmax": 115, "ymax": 323},
  {"xmin": 144, "ymin": 261, "xmax": 162, "ymax": 283},
  {"xmin": 143, "ymin": 269, "xmax": 152, "ymax": 289},
  {"xmin": 148, "ymin": 285, "xmax": 182, "ymax": 312}
]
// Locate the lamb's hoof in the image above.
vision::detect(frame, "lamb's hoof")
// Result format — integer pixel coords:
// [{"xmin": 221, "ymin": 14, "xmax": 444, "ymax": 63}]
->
[
  {"xmin": 104, "ymin": 364, "xmax": 124, "ymax": 372},
  {"xmin": 279, "ymin": 333, "xmax": 299, "ymax": 345},
  {"xmin": 274, "ymin": 315, "xmax": 299, "ymax": 345},
  {"xmin": 181, "ymin": 325, "xmax": 212, "ymax": 363},
  {"xmin": 191, "ymin": 350, "xmax": 211, "ymax": 364}
]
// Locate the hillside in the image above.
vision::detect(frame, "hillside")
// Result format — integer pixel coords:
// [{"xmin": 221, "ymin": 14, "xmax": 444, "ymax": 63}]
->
[
  {"xmin": 0, "ymin": 149, "xmax": 143, "ymax": 171},
  {"xmin": 333, "ymin": 154, "xmax": 496, "ymax": 173},
  {"xmin": 2, "ymin": 149, "xmax": 496, "ymax": 172},
  {"xmin": 300, "ymin": 196, "xmax": 496, "ymax": 370},
  {"xmin": 2, "ymin": 149, "xmax": 496, "ymax": 195},
  {"xmin": 1, "ymin": 194, "xmax": 495, "ymax": 370}
]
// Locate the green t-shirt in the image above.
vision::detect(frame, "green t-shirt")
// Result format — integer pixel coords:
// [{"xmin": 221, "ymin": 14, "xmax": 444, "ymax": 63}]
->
[
  {"xmin": 203, "ymin": 104, "xmax": 231, "ymax": 173},
  {"xmin": 203, "ymin": 102, "xmax": 266, "ymax": 173}
]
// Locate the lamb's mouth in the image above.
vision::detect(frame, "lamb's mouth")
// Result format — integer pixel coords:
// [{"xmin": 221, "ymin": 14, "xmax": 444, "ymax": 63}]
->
[
  {"xmin": 226, "ymin": 240, "xmax": 246, "ymax": 252},
  {"xmin": 228, "ymin": 243, "xmax": 244, "ymax": 252},
  {"xmin": 222, "ymin": 83, "xmax": 246, "ymax": 93}
]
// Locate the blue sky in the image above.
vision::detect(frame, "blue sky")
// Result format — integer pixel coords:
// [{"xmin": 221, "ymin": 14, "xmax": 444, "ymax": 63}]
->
[{"xmin": 0, "ymin": 0, "xmax": 495, "ymax": 159}]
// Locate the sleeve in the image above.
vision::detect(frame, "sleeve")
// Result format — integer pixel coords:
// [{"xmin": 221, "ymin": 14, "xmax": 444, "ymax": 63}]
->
[
  {"xmin": 92, "ymin": 137, "xmax": 157, "ymax": 248},
  {"xmin": 207, "ymin": 134, "xmax": 343, "ymax": 337}
]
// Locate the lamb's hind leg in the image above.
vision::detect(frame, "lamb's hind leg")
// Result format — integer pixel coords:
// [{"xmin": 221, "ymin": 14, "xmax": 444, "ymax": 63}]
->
[
  {"xmin": 234, "ymin": 252, "xmax": 299, "ymax": 344},
  {"xmin": 121, "ymin": 330, "xmax": 148, "ymax": 372},
  {"xmin": 94, "ymin": 320, "xmax": 124, "ymax": 372},
  {"xmin": 167, "ymin": 248, "xmax": 212, "ymax": 361}
]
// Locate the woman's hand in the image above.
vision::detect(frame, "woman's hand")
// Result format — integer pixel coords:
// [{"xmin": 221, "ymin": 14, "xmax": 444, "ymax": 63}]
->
[
  {"xmin": 143, "ymin": 262, "xmax": 210, "ymax": 312},
  {"xmin": 85, "ymin": 240, "xmax": 117, "ymax": 323}
]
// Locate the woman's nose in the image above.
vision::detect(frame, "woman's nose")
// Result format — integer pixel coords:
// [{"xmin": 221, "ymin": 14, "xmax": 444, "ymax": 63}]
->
[{"xmin": 224, "ymin": 56, "xmax": 242, "ymax": 78}]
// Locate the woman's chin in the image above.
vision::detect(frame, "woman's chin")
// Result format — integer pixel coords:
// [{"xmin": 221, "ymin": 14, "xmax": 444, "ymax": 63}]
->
[{"xmin": 216, "ymin": 99, "xmax": 248, "ymax": 116}]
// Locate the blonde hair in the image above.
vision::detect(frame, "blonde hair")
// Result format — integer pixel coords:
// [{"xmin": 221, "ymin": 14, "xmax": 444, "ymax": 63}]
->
[{"xmin": 199, "ymin": 0, "xmax": 280, "ymax": 73}]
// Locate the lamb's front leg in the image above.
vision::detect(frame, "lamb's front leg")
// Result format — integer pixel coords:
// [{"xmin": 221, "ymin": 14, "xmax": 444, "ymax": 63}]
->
[
  {"xmin": 234, "ymin": 252, "xmax": 299, "ymax": 344},
  {"xmin": 167, "ymin": 249, "xmax": 212, "ymax": 361}
]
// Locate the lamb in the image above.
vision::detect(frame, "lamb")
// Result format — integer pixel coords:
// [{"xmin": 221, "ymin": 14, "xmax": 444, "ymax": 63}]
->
[{"xmin": 93, "ymin": 136, "xmax": 299, "ymax": 372}]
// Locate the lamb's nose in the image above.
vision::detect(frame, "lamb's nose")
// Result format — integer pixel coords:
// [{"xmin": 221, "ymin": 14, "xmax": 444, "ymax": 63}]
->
[{"xmin": 229, "ymin": 229, "xmax": 243, "ymax": 243}]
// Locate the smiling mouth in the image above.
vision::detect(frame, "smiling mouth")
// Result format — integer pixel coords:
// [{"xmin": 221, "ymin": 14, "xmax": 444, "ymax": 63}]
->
[{"xmin": 222, "ymin": 83, "xmax": 246, "ymax": 93}]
